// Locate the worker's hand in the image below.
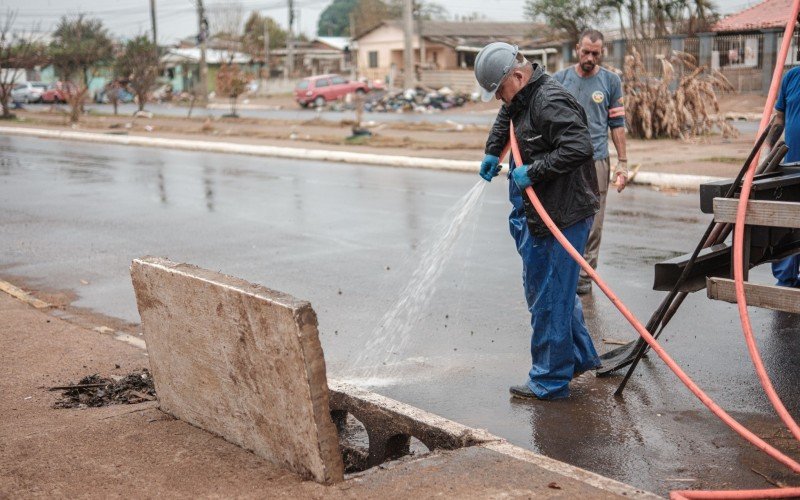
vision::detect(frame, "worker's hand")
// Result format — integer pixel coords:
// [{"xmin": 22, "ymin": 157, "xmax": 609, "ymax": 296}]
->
[
  {"xmin": 479, "ymin": 154, "xmax": 501, "ymax": 182},
  {"xmin": 614, "ymin": 160, "xmax": 628, "ymax": 193},
  {"xmin": 511, "ymin": 165, "xmax": 533, "ymax": 190},
  {"xmin": 614, "ymin": 172, "xmax": 627, "ymax": 192}
]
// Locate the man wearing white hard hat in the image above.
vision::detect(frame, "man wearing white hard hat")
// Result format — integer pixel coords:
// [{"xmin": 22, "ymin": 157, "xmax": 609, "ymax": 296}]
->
[{"xmin": 475, "ymin": 42, "xmax": 602, "ymax": 400}]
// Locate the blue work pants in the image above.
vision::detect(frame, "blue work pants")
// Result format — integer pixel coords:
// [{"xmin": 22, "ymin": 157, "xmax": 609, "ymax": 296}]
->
[
  {"xmin": 772, "ymin": 254, "xmax": 800, "ymax": 287},
  {"xmin": 508, "ymin": 176, "xmax": 601, "ymax": 399}
]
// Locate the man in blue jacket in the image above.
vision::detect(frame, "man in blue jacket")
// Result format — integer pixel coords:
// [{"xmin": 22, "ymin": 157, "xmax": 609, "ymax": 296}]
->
[
  {"xmin": 475, "ymin": 42, "xmax": 602, "ymax": 400},
  {"xmin": 768, "ymin": 65, "xmax": 800, "ymax": 287}
]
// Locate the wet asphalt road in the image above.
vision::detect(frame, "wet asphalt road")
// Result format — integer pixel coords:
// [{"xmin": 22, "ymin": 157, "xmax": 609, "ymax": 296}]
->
[{"xmin": 1, "ymin": 135, "xmax": 798, "ymax": 495}]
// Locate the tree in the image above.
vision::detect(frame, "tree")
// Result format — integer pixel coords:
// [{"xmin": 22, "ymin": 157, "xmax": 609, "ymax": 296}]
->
[
  {"xmin": 317, "ymin": 0, "xmax": 358, "ymax": 36},
  {"xmin": 598, "ymin": 0, "xmax": 718, "ymax": 39},
  {"xmin": 0, "ymin": 10, "xmax": 48, "ymax": 119},
  {"xmin": 49, "ymin": 15, "xmax": 113, "ymax": 123},
  {"xmin": 396, "ymin": 0, "xmax": 448, "ymax": 21},
  {"xmin": 527, "ymin": 0, "xmax": 717, "ymax": 42},
  {"xmin": 352, "ymin": 0, "xmax": 390, "ymax": 36},
  {"xmin": 524, "ymin": 0, "xmax": 610, "ymax": 45},
  {"xmin": 215, "ymin": 62, "xmax": 251, "ymax": 117},
  {"xmin": 242, "ymin": 12, "xmax": 287, "ymax": 59},
  {"xmin": 454, "ymin": 12, "xmax": 488, "ymax": 22},
  {"xmin": 317, "ymin": 0, "xmax": 445, "ymax": 37},
  {"xmin": 209, "ymin": 1, "xmax": 244, "ymax": 51},
  {"xmin": 115, "ymin": 36, "xmax": 160, "ymax": 112}
]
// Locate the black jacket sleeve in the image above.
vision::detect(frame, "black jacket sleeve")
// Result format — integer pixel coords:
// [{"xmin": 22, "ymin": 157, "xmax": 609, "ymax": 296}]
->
[
  {"xmin": 484, "ymin": 105, "xmax": 510, "ymax": 157},
  {"xmin": 525, "ymin": 93, "xmax": 593, "ymax": 184}
]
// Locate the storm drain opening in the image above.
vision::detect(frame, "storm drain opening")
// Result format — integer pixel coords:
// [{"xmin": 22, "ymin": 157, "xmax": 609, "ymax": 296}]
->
[
  {"xmin": 332, "ymin": 410, "xmax": 371, "ymax": 473},
  {"xmin": 409, "ymin": 436, "xmax": 431, "ymax": 455},
  {"xmin": 330, "ymin": 409, "xmax": 438, "ymax": 474}
]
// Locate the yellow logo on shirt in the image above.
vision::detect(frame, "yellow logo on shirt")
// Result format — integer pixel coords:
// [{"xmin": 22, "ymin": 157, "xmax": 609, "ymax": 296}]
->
[{"xmin": 592, "ymin": 91, "xmax": 604, "ymax": 104}]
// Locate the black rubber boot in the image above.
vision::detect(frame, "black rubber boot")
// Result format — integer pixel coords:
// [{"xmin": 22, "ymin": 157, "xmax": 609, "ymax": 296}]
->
[{"xmin": 509, "ymin": 384, "xmax": 541, "ymax": 400}]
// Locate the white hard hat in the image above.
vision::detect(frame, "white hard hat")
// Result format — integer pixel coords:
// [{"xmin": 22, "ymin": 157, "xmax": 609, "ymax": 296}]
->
[{"xmin": 474, "ymin": 42, "xmax": 519, "ymax": 102}]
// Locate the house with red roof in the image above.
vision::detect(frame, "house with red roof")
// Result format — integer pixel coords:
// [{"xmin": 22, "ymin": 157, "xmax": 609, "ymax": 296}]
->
[
  {"xmin": 713, "ymin": 0, "xmax": 798, "ymax": 34},
  {"xmin": 707, "ymin": 0, "xmax": 799, "ymax": 92}
]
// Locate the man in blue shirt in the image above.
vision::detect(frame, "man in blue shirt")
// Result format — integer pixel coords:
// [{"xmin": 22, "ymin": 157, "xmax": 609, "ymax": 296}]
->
[
  {"xmin": 768, "ymin": 65, "xmax": 800, "ymax": 287},
  {"xmin": 553, "ymin": 29, "xmax": 629, "ymax": 295}
]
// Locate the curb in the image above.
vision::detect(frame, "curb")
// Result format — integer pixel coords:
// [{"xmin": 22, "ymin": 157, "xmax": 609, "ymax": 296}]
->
[{"xmin": 0, "ymin": 125, "xmax": 722, "ymax": 190}]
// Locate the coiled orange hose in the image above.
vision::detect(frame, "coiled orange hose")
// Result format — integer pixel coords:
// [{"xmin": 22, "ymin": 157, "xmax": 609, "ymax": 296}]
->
[{"xmin": 731, "ymin": 0, "xmax": 800, "ymax": 445}]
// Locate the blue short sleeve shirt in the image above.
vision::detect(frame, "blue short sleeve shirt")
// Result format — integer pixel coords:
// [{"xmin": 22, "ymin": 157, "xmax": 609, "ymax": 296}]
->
[
  {"xmin": 776, "ymin": 66, "xmax": 800, "ymax": 163},
  {"xmin": 552, "ymin": 66, "xmax": 625, "ymax": 161}
]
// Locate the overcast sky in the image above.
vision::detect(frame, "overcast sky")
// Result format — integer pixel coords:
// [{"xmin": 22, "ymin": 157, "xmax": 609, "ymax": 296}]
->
[{"xmin": 1, "ymin": 0, "xmax": 760, "ymax": 45}]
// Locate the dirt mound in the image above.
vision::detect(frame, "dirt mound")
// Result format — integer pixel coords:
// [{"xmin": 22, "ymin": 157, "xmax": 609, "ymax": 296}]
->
[{"xmin": 51, "ymin": 370, "xmax": 156, "ymax": 409}]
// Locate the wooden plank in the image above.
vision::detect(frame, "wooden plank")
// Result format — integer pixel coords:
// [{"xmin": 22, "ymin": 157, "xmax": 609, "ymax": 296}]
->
[
  {"xmin": 0, "ymin": 279, "xmax": 51, "ymax": 309},
  {"xmin": 707, "ymin": 277, "xmax": 800, "ymax": 314},
  {"xmin": 713, "ymin": 198, "xmax": 800, "ymax": 228}
]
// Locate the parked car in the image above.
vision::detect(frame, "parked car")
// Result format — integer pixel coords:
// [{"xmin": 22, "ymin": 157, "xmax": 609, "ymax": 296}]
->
[
  {"xmin": 10, "ymin": 82, "xmax": 48, "ymax": 103},
  {"xmin": 294, "ymin": 74, "xmax": 369, "ymax": 108},
  {"xmin": 41, "ymin": 81, "xmax": 78, "ymax": 104}
]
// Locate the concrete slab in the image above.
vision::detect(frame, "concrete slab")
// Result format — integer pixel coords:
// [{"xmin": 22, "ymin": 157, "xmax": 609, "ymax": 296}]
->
[{"xmin": 130, "ymin": 257, "xmax": 344, "ymax": 484}]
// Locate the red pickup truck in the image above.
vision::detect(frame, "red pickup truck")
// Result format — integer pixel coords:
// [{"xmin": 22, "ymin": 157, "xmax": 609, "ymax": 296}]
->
[{"xmin": 295, "ymin": 74, "xmax": 369, "ymax": 108}]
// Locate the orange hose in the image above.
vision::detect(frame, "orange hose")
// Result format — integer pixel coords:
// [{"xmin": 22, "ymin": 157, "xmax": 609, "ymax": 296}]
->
[
  {"xmin": 507, "ymin": 122, "xmax": 800, "ymax": 474},
  {"xmin": 671, "ymin": 487, "xmax": 800, "ymax": 499},
  {"xmin": 732, "ymin": 0, "xmax": 800, "ymax": 445}
]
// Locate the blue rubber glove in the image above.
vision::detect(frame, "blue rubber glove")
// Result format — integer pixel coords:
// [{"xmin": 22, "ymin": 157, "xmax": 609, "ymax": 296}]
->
[
  {"xmin": 512, "ymin": 165, "xmax": 533, "ymax": 190},
  {"xmin": 479, "ymin": 154, "xmax": 500, "ymax": 182}
]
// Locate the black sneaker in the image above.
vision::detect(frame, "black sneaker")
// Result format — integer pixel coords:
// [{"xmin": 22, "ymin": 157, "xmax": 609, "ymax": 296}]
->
[
  {"xmin": 576, "ymin": 281, "xmax": 592, "ymax": 295},
  {"xmin": 509, "ymin": 384, "xmax": 541, "ymax": 400}
]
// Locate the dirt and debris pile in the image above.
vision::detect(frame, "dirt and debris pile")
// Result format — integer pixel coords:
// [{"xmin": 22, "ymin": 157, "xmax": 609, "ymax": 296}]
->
[
  {"xmin": 51, "ymin": 370, "xmax": 156, "ymax": 409},
  {"xmin": 364, "ymin": 88, "xmax": 470, "ymax": 113},
  {"xmin": 323, "ymin": 88, "xmax": 471, "ymax": 113}
]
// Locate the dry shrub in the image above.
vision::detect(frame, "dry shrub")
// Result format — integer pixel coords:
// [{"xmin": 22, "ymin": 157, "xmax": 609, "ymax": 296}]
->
[{"xmin": 623, "ymin": 47, "xmax": 738, "ymax": 140}]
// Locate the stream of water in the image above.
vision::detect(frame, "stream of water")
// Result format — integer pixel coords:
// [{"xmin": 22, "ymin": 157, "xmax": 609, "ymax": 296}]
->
[{"xmin": 342, "ymin": 180, "xmax": 488, "ymax": 385}]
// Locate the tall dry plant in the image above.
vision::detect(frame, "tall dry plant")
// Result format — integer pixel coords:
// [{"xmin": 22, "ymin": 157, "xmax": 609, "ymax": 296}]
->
[{"xmin": 623, "ymin": 46, "xmax": 737, "ymax": 140}]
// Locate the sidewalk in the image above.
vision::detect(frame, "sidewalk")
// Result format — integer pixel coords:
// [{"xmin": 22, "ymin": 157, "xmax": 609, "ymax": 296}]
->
[{"xmin": 0, "ymin": 288, "xmax": 657, "ymax": 498}]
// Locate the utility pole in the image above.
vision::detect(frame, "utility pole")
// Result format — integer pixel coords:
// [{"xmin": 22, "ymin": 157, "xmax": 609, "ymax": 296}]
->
[
  {"xmin": 402, "ymin": 0, "xmax": 416, "ymax": 88},
  {"xmin": 348, "ymin": 13, "xmax": 357, "ymax": 79},
  {"xmin": 286, "ymin": 0, "xmax": 295, "ymax": 78},
  {"xmin": 416, "ymin": 1, "xmax": 425, "ymax": 72},
  {"xmin": 149, "ymin": 0, "xmax": 157, "ymax": 46},
  {"xmin": 196, "ymin": 0, "xmax": 209, "ymax": 104},
  {"xmin": 263, "ymin": 20, "xmax": 270, "ymax": 91}
]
